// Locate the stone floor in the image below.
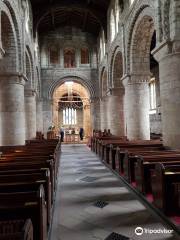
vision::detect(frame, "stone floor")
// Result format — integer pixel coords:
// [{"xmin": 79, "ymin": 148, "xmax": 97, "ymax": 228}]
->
[{"xmin": 50, "ymin": 144, "xmax": 179, "ymax": 240}]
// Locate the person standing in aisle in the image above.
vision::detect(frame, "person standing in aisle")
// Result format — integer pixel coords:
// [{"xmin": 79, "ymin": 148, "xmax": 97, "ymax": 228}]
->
[{"xmin": 79, "ymin": 127, "xmax": 84, "ymax": 141}]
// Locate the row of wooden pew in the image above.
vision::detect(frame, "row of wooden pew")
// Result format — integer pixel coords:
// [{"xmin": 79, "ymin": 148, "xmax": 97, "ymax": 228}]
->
[
  {"xmin": 0, "ymin": 139, "xmax": 61, "ymax": 240},
  {"xmin": 91, "ymin": 130, "xmax": 180, "ymax": 227}
]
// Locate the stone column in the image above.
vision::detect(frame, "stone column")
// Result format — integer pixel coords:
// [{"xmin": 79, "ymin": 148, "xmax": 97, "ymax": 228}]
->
[
  {"xmin": 52, "ymin": 99, "xmax": 59, "ymax": 135},
  {"xmin": 124, "ymin": 74, "xmax": 150, "ymax": 140},
  {"xmin": 107, "ymin": 88, "xmax": 125, "ymax": 136},
  {"xmin": 100, "ymin": 96, "xmax": 108, "ymax": 131},
  {"xmin": 0, "ymin": 74, "xmax": 26, "ymax": 145},
  {"xmin": 83, "ymin": 104, "xmax": 91, "ymax": 137},
  {"xmin": 90, "ymin": 97, "xmax": 101, "ymax": 130},
  {"xmin": 153, "ymin": 41, "xmax": 180, "ymax": 148},
  {"xmin": 25, "ymin": 89, "xmax": 37, "ymax": 140},
  {"xmin": 43, "ymin": 99, "xmax": 53, "ymax": 137},
  {"xmin": 36, "ymin": 98, "xmax": 43, "ymax": 132}
]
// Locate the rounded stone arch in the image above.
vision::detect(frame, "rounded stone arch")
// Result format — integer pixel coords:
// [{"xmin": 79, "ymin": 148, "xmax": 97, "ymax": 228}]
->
[
  {"xmin": 109, "ymin": 46, "xmax": 124, "ymax": 88},
  {"xmin": 100, "ymin": 67, "xmax": 108, "ymax": 97},
  {"xmin": 130, "ymin": 14, "xmax": 155, "ymax": 74},
  {"xmin": 25, "ymin": 46, "xmax": 35, "ymax": 89},
  {"xmin": 48, "ymin": 76, "xmax": 95, "ymax": 100},
  {"xmin": 36, "ymin": 66, "xmax": 41, "ymax": 98},
  {"xmin": 110, "ymin": 8, "xmax": 116, "ymax": 42},
  {"xmin": 112, "ymin": 51, "xmax": 123, "ymax": 88},
  {"xmin": 3, "ymin": 0, "xmax": 22, "ymax": 72},
  {"xmin": 0, "ymin": 10, "xmax": 18, "ymax": 73},
  {"xmin": 25, "ymin": 50, "xmax": 32, "ymax": 89},
  {"xmin": 126, "ymin": 5, "xmax": 156, "ymax": 75}
]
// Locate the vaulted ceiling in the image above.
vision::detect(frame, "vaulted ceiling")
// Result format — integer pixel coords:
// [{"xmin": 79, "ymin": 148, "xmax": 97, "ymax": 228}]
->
[{"xmin": 30, "ymin": 0, "xmax": 110, "ymax": 36}]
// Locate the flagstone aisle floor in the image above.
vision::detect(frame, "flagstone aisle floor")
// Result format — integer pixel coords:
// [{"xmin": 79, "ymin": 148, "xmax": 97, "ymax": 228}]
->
[{"xmin": 50, "ymin": 144, "xmax": 179, "ymax": 240}]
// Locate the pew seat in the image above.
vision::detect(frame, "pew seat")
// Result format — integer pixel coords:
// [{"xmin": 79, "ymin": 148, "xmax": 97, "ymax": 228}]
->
[
  {"xmin": 0, "ymin": 184, "xmax": 47, "ymax": 240},
  {"xmin": 0, "ymin": 219, "xmax": 33, "ymax": 240},
  {"xmin": 152, "ymin": 163, "xmax": 180, "ymax": 214}
]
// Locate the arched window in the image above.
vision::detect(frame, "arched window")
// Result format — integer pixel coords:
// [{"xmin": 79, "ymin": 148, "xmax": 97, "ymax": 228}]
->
[
  {"xmin": 100, "ymin": 38, "xmax": 103, "ymax": 61},
  {"xmin": 100, "ymin": 31, "xmax": 106, "ymax": 61},
  {"xmin": 64, "ymin": 48, "xmax": 76, "ymax": 68},
  {"xmin": 102, "ymin": 31, "xmax": 106, "ymax": 55},
  {"xmin": 115, "ymin": 0, "xmax": 120, "ymax": 33},
  {"xmin": 130, "ymin": 0, "xmax": 135, "ymax": 5},
  {"xmin": 110, "ymin": 10, "xmax": 116, "ymax": 42},
  {"xmin": 25, "ymin": 0, "xmax": 30, "ymax": 33},
  {"xmin": 63, "ymin": 108, "xmax": 77, "ymax": 125},
  {"xmin": 49, "ymin": 46, "xmax": 59, "ymax": 65},
  {"xmin": 81, "ymin": 48, "xmax": 89, "ymax": 64},
  {"xmin": 149, "ymin": 78, "xmax": 156, "ymax": 113}
]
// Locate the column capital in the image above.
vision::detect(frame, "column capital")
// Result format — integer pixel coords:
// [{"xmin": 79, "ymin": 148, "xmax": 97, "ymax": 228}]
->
[
  {"xmin": 108, "ymin": 87, "xmax": 125, "ymax": 96},
  {"xmin": 0, "ymin": 72, "xmax": 27, "ymax": 85},
  {"xmin": 90, "ymin": 97, "xmax": 100, "ymax": 103},
  {"xmin": 128, "ymin": 72, "xmax": 152, "ymax": 84},
  {"xmin": 25, "ymin": 88, "xmax": 36, "ymax": 97},
  {"xmin": 100, "ymin": 96, "xmax": 109, "ymax": 102},
  {"xmin": 152, "ymin": 39, "xmax": 180, "ymax": 62},
  {"xmin": 121, "ymin": 72, "xmax": 151, "ymax": 85},
  {"xmin": 36, "ymin": 97, "xmax": 43, "ymax": 103}
]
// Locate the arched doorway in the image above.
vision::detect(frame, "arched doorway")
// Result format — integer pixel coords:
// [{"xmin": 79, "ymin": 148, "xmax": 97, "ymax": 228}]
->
[
  {"xmin": 126, "ymin": 9, "xmax": 157, "ymax": 140},
  {"xmin": 52, "ymin": 81, "xmax": 91, "ymax": 141},
  {"xmin": 100, "ymin": 68, "xmax": 108, "ymax": 131},
  {"xmin": 0, "ymin": 10, "xmax": 25, "ymax": 145},
  {"xmin": 109, "ymin": 50, "xmax": 125, "ymax": 135}
]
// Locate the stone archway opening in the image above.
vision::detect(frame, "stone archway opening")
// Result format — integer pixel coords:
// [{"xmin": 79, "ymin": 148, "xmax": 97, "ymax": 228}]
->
[
  {"xmin": 126, "ymin": 14, "xmax": 158, "ymax": 140},
  {"xmin": 100, "ymin": 68, "xmax": 108, "ymax": 131},
  {"xmin": 110, "ymin": 51, "xmax": 125, "ymax": 135},
  {"xmin": 52, "ymin": 81, "xmax": 91, "ymax": 142},
  {"xmin": 0, "ymin": 11, "xmax": 26, "ymax": 146},
  {"xmin": 0, "ymin": 11, "xmax": 17, "ymax": 72}
]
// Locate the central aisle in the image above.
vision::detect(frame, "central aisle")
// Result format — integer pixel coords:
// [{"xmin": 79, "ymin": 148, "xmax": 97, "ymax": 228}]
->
[{"xmin": 50, "ymin": 144, "xmax": 177, "ymax": 240}]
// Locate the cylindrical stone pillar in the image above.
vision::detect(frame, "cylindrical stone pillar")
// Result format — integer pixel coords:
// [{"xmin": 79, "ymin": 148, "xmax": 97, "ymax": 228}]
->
[
  {"xmin": 0, "ymin": 74, "xmax": 26, "ymax": 145},
  {"xmin": 43, "ymin": 99, "xmax": 53, "ymax": 137},
  {"xmin": 100, "ymin": 96, "xmax": 108, "ymax": 131},
  {"xmin": 125, "ymin": 79, "xmax": 150, "ymax": 140},
  {"xmin": 107, "ymin": 91, "xmax": 125, "ymax": 136},
  {"xmin": 156, "ymin": 52, "xmax": 180, "ymax": 148},
  {"xmin": 36, "ymin": 98, "xmax": 43, "ymax": 132},
  {"xmin": 25, "ymin": 89, "xmax": 37, "ymax": 140},
  {"xmin": 83, "ymin": 104, "xmax": 91, "ymax": 137},
  {"xmin": 90, "ymin": 98, "xmax": 100, "ymax": 131}
]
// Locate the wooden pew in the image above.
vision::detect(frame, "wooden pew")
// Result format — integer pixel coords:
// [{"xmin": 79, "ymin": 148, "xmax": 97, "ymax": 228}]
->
[
  {"xmin": 0, "ymin": 139, "xmax": 60, "ymax": 239},
  {"xmin": 0, "ymin": 158, "xmax": 55, "ymax": 195},
  {"xmin": 98, "ymin": 137, "xmax": 128, "ymax": 159},
  {"xmin": 0, "ymin": 144, "xmax": 60, "ymax": 178},
  {"xmin": 122, "ymin": 149, "xmax": 179, "ymax": 182},
  {"xmin": 106, "ymin": 141, "xmax": 164, "ymax": 173},
  {"xmin": 173, "ymin": 182, "xmax": 180, "ymax": 215},
  {"xmin": 151, "ymin": 163, "xmax": 180, "ymax": 214},
  {"xmin": 0, "ymin": 170, "xmax": 51, "ymax": 226},
  {"xmin": 110, "ymin": 145, "xmax": 164, "ymax": 172},
  {"xmin": 0, "ymin": 184, "xmax": 47, "ymax": 240},
  {"xmin": 135, "ymin": 155, "xmax": 180, "ymax": 193},
  {"xmin": 0, "ymin": 219, "xmax": 33, "ymax": 240}
]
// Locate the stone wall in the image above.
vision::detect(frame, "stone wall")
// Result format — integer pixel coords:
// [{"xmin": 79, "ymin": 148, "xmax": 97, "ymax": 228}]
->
[
  {"xmin": 40, "ymin": 27, "xmax": 99, "ymax": 134},
  {"xmin": 0, "ymin": 0, "xmax": 180, "ymax": 148}
]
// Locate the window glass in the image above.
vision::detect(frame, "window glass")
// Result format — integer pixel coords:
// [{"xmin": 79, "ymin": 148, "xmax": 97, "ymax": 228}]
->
[
  {"xmin": 81, "ymin": 48, "xmax": 89, "ymax": 64},
  {"xmin": 64, "ymin": 48, "xmax": 75, "ymax": 68},
  {"xmin": 63, "ymin": 108, "xmax": 77, "ymax": 125},
  {"xmin": 149, "ymin": 78, "xmax": 156, "ymax": 110},
  {"xmin": 49, "ymin": 46, "xmax": 59, "ymax": 65}
]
